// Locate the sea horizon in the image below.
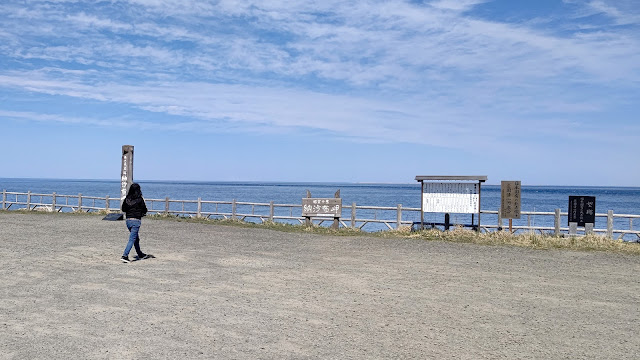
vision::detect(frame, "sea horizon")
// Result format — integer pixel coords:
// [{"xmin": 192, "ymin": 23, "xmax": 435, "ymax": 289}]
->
[{"xmin": 2, "ymin": 177, "xmax": 638, "ymax": 189}]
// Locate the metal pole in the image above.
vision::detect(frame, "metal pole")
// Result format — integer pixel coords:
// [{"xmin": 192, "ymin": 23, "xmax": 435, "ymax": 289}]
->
[
  {"xmin": 477, "ymin": 181, "xmax": 482, "ymax": 232},
  {"xmin": 420, "ymin": 180, "xmax": 424, "ymax": 230}
]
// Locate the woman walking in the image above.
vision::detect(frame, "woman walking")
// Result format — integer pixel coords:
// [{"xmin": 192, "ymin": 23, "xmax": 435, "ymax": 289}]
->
[{"xmin": 121, "ymin": 183, "xmax": 153, "ymax": 263}]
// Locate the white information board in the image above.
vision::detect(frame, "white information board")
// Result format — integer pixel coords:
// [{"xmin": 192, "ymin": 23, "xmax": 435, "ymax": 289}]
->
[{"xmin": 422, "ymin": 182, "xmax": 479, "ymax": 214}]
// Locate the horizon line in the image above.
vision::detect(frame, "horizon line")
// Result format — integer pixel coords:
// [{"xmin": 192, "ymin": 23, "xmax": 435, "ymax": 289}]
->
[{"xmin": 1, "ymin": 176, "xmax": 638, "ymax": 188}]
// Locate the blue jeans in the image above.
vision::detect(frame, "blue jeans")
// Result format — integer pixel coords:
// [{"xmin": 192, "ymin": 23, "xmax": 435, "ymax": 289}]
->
[{"xmin": 124, "ymin": 219, "xmax": 144, "ymax": 257}]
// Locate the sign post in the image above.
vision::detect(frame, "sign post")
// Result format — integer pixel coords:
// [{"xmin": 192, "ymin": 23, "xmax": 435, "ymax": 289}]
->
[
  {"xmin": 302, "ymin": 190, "xmax": 342, "ymax": 229},
  {"xmin": 500, "ymin": 181, "xmax": 521, "ymax": 233},
  {"xmin": 415, "ymin": 176, "xmax": 487, "ymax": 231}
]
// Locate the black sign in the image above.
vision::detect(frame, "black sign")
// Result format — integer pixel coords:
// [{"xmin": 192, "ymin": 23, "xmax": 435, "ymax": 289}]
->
[
  {"xmin": 568, "ymin": 196, "xmax": 596, "ymax": 226},
  {"xmin": 102, "ymin": 213, "xmax": 124, "ymax": 221}
]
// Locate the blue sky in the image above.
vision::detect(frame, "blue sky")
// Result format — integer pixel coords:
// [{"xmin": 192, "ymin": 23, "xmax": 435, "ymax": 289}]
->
[{"xmin": 1, "ymin": 0, "xmax": 638, "ymax": 186}]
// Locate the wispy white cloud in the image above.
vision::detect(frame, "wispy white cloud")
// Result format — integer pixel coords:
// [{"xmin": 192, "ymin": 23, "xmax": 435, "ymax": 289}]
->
[
  {"xmin": 583, "ymin": 0, "xmax": 640, "ymax": 25},
  {"xmin": 2, "ymin": 0, "xmax": 638, "ymax": 86},
  {"xmin": 0, "ymin": 0, "xmax": 638, "ymax": 153},
  {"xmin": 429, "ymin": 0, "xmax": 489, "ymax": 12},
  {"xmin": 2, "ymin": 68, "xmax": 637, "ymax": 157},
  {"xmin": 0, "ymin": 109, "xmax": 148, "ymax": 129}
]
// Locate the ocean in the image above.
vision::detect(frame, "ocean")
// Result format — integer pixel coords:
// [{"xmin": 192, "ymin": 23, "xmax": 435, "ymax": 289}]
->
[{"xmin": 1, "ymin": 178, "xmax": 639, "ymax": 238}]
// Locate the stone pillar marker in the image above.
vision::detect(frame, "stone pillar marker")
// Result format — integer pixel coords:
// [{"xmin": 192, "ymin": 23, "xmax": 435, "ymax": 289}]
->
[{"xmin": 120, "ymin": 145, "xmax": 134, "ymax": 208}]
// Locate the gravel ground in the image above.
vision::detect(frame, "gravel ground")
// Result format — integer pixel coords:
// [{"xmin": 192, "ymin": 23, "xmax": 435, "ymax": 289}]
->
[{"xmin": 0, "ymin": 212, "xmax": 639, "ymax": 359}]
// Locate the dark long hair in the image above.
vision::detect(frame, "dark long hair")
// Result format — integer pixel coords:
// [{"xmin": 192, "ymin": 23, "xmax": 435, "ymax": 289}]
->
[{"xmin": 126, "ymin": 183, "xmax": 143, "ymax": 200}]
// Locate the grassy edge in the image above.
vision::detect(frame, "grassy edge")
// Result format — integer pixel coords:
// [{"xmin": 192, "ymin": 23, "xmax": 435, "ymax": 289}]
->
[
  {"xmin": 2, "ymin": 210, "xmax": 639, "ymax": 255},
  {"xmin": 145, "ymin": 213, "xmax": 640, "ymax": 255}
]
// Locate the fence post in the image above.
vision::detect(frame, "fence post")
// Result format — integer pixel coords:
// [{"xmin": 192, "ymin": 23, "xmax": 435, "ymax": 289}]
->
[
  {"xmin": 232, "ymin": 199, "xmax": 237, "ymax": 220},
  {"xmin": 498, "ymin": 209, "xmax": 503, "ymax": 231},
  {"xmin": 105, "ymin": 195, "xmax": 110, "ymax": 212},
  {"xmin": 554, "ymin": 208, "xmax": 560, "ymax": 236},
  {"xmin": 396, "ymin": 204, "xmax": 402, "ymax": 229},
  {"xmin": 269, "ymin": 201, "xmax": 274, "ymax": 222},
  {"xmin": 52, "ymin": 192, "xmax": 56, "ymax": 212},
  {"xmin": 2, "ymin": 189, "xmax": 6, "ymax": 210},
  {"xmin": 351, "ymin": 202, "xmax": 356, "ymax": 228},
  {"xmin": 78, "ymin": 193, "xmax": 83, "ymax": 212},
  {"xmin": 607, "ymin": 210, "xmax": 613, "ymax": 239},
  {"xmin": 165, "ymin": 197, "xmax": 170, "ymax": 215},
  {"xmin": 27, "ymin": 191, "xmax": 31, "ymax": 211},
  {"xmin": 197, "ymin": 198, "xmax": 202, "ymax": 218}
]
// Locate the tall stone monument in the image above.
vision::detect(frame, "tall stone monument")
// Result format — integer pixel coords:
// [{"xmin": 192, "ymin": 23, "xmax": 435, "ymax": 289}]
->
[{"xmin": 120, "ymin": 145, "xmax": 134, "ymax": 207}]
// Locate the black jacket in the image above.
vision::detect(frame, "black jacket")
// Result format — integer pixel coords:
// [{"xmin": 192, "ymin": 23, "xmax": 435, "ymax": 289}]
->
[{"xmin": 121, "ymin": 197, "xmax": 148, "ymax": 219}]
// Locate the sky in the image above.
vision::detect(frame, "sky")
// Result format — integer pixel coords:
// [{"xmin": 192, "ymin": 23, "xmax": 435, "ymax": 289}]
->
[{"xmin": 1, "ymin": 0, "xmax": 639, "ymax": 186}]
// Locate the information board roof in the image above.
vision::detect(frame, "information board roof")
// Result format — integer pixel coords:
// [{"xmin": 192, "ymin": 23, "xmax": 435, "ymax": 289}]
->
[{"xmin": 415, "ymin": 176, "xmax": 487, "ymax": 182}]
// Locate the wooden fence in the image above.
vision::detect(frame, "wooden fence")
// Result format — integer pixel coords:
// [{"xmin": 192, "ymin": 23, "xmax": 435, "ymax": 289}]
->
[{"xmin": 2, "ymin": 190, "xmax": 639, "ymax": 241}]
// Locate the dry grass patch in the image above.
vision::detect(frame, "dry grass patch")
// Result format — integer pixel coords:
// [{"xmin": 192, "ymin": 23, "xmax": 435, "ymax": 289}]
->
[{"xmin": 392, "ymin": 227, "xmax": 640, "ymax": 255}]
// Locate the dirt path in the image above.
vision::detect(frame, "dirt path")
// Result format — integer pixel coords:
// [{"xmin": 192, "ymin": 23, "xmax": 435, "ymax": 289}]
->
[{"xmin": 1, "ymin": 213, "xmax": 639, "ymax": 359}]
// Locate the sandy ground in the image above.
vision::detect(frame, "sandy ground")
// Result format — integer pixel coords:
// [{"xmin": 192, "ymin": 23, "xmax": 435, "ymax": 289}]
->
[{"xmin": 0, "ymin": 212, "xmax": 639, "ymax": 359}]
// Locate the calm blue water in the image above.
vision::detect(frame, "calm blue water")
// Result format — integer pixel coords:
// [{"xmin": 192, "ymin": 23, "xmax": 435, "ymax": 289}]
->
[{"xmin": 2, "ymin": 178, "xmax": 639, "ymax": 238}]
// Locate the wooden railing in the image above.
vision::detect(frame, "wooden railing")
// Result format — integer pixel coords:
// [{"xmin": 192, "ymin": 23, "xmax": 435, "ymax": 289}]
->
[
  {"xmin": 2, "ymin": 190, "xmax": 639, "ymax": 241},
  {"xmin": 143, "ymin": 197, "xmax": 420, "ymax": 231},
  {"xmin": 485, "ymin": 210, "xmax": 640, "ymax": 240}
]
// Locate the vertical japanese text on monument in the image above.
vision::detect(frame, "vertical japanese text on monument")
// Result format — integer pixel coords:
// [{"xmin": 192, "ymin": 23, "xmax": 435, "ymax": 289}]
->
[
  {"xmin": 422, "ymin": 182, "xmax": 479, "ymax": 214},
  {"xmin": 120, "ymin": 154, "xmax": 128, "ymax": 200}
]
